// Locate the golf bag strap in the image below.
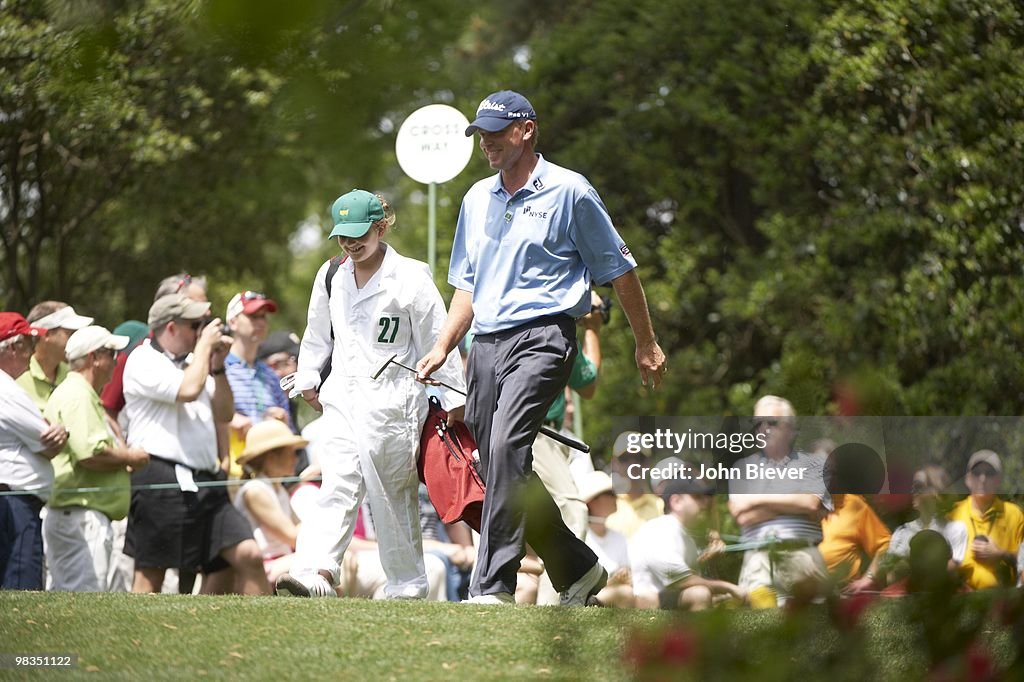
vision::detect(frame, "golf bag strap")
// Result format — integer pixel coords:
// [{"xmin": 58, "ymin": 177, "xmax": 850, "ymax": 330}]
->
[{"xmin": 319, "ymin": 254, "xmax": 347, "ymax": 385}]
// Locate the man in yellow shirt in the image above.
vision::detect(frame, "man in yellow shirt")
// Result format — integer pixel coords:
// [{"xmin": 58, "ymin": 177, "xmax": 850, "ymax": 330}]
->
[
  {"xmin": 16, "ymin": 301, "xmax": 93, "ymax": 410},
  {"xmin": 819, "ymin": 493, "xmax": 891, "ymax": 592},
  {"xmin": 606, "ymin": 431, "xmax": 664, "ymax": 538},
  {"xmin": 949, "ymin": 450, "xmax": 1023, "ymax": 590}
]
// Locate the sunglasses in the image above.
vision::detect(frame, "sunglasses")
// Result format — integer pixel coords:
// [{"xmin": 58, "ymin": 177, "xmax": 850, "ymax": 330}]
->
[
  {"xmin": 2, "ymin": 335, "xmax": 37, "ymax": 353},
  {"xmin": 240, "ymin": 290, "xmax": 267, "ymax": 302},
  {"xmin": 175, "ymin": 273, "xmax": 193, "ymax": 293}
]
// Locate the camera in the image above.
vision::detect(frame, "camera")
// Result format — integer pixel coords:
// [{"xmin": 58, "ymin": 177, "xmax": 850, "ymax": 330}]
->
[
  {"xmin": 593, "ymin": 295, "xmax": 614, "ymax": 324},
  {"xmin": 200, "ymin": 317, "xmax": 232, "ymax": 337}
]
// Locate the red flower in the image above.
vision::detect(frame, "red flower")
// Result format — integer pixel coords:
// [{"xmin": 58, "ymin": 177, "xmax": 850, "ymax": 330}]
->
[
  {"xmin": 830, "ymin": 593, "xmax": 874, "ymax": 631},
  {"xmin": 965, "ymin": 644, "xmax": 994, "ymax": 682},
  {"xmin": 659, "ymin": 628, "xmax": 696, "ymax": 664}
]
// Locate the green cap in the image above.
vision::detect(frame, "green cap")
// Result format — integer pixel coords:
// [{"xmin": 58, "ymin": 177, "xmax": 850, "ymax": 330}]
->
[{"xmin": 329, "ymin": 189, "xmax": 384, "ymax": 239}]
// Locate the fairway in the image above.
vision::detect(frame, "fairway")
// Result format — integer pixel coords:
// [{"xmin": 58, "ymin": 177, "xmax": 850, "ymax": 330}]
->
[{"xmin": 1, "ymin": 592, "xmax": 1018, "ymax": 680}]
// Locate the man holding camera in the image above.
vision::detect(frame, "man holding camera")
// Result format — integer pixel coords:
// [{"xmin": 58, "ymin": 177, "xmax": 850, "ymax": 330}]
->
[{"xmin": 122, "ymin": 293, "xmax": 268, "ymax": 595}]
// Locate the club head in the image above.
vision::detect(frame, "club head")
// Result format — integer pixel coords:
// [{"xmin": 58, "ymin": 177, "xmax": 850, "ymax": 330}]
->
[{"xmin": 372, "ymin": 353, "xmax": 398, "ymax": 380}]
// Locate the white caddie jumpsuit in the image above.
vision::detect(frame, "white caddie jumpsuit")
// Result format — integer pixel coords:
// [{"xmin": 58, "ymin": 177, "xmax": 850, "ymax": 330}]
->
[{"xmin": 291, "ymin": 244, "xmax": 466, "ymax": 598}]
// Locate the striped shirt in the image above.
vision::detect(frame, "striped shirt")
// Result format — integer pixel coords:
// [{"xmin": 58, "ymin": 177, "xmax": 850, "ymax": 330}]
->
[
  {"xmin": 224, "ymin": 353, "xmax": 291, "ymax": 426},
  {"xmin": 729, "ymin": 450, "xmax": 831, "ymax": 543}
]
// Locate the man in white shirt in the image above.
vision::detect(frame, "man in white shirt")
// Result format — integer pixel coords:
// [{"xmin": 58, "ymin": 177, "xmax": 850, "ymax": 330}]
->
[
  {"xmin": 0, "ymin": 312, "xmax": 68, "ymax": 589},
  {"xmin": 631, "ymin": 477, "xmax": 745, "ymax": 610},
  {"xmin": 123, "ymin": 294, "xmax": 268, "ymax": 594}
]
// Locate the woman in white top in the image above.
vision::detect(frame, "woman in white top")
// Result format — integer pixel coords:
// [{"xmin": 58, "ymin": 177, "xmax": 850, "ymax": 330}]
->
[
  {"xmin": 233, "ymin": 420, "xmax": 307, "ymax": 584},
  {"xmin": 885, "ymin": 465, "xmax": 967, "ymax": 583}
]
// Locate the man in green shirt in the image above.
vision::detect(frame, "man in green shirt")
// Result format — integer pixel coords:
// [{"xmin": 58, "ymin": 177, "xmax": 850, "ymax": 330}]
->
[
  {"xmin": 43, "ymin": 325, "xmax": 150, "ymax": 592},
  {"xmin": 16, "ymin": 301, "xmax": 93, "ymax": 411}
]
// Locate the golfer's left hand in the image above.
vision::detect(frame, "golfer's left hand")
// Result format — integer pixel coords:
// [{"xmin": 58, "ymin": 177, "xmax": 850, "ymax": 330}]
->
[
  {"xmin": 636, "ymin": 340, "xmax": 667, "ymax": 389},
  {"xmin": 415, "ymin": 347, "xmax": 448, "ymax": 384},
  {"xmin": 446, "ymin": 404, "xmax": 466, "ymax": 427}
]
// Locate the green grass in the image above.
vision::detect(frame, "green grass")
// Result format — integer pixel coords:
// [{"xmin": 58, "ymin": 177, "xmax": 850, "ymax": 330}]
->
[{"xmin": 0, "ymin": 592, "xmax": 1017, "ymax": 681}]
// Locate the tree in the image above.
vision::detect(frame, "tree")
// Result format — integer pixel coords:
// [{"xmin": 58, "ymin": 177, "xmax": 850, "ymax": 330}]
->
[
  {"xmin": 445, "ymin": 0, "xmax": 1024, "ymax": 453},
  {"xmin": 0, "ymin": 0, "xmax": 471, "ymax": 324}
]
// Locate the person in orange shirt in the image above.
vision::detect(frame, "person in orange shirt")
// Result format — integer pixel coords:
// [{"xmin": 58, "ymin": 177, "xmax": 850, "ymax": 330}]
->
[
  {"xmin": 949, "ymin": 450, "xmax": 1024, "ymax": 590},
  {"xmin": 819, "ymin": 493, "xmax": 891, "ymax": 593}
]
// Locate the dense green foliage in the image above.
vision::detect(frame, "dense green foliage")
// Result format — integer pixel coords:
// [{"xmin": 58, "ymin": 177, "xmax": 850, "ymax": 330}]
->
[
  {"xmin": 477, "ymin": 0, "xmax": 1024, "ymax": 450},
  {"xmin": 3, "ymin": 0, "xmax": 1024, "ymax": 446}
]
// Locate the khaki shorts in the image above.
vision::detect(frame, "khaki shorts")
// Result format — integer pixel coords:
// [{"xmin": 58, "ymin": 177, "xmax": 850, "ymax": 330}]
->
[{"xmin": 738, "ymin": 545, "xmax": 827, "ymax": 603}]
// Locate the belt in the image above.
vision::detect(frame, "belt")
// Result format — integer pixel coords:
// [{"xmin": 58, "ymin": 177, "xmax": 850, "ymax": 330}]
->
[{"xmin": 766, "ymin": 539, "xmax": 816, "ymax": 552}]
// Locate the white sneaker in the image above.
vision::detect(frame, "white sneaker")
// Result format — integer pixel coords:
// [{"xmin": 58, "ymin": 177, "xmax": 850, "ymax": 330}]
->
[
  {"xmin": 462, "ymin": 593, "xmax": 515, "ymax": 605},
  {"xmin": 559, "ymin": 563, "xmax": 607, "ymax": 607},
  {"xmin": 275, "ymin": 573, "xmax": 336, "ymax": 598}
]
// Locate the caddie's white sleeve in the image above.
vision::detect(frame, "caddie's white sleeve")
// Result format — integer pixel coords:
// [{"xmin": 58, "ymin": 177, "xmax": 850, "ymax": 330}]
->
[
  {"xmin": 293, "ymin": 259, "xmax": 334, "ymax": 395},
  {"xmin": 411, "ymin": 265, "xmax": 466, "ymax": 411}
]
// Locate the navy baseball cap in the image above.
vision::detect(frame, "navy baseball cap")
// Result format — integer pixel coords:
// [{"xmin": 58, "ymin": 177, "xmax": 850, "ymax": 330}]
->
[{"xmin": 464, "ymin": 90, "xmax": 537, "ymax": 136}]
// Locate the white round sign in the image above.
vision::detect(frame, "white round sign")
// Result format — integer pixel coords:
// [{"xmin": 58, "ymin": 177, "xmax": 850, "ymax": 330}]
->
[{"xmin": 395, "ymin": 104, "xmax": 474, "ymax": 184}]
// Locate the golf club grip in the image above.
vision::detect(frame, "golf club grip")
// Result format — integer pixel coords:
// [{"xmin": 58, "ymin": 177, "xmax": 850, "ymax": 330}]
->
[{"xmin": 539, "ymin": 425, "xmax": 590, "ymax": 453}]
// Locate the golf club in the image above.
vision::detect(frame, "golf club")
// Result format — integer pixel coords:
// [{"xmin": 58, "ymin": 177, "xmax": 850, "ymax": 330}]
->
[{"xmin": 373, "ymin": 353, "xmax": 591, "ymax": 453}]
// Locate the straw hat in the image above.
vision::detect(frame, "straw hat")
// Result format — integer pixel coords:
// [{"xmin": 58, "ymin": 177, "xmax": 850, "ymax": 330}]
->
[{"xmin": 238, "ymin": 420, "xmax": 308, "ymax": 467}]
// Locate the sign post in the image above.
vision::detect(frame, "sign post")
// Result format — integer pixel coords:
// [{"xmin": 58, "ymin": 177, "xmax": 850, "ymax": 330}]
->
[{"xmin": 395, "ymin": 104, "xmax": 474, "ymax": 275}]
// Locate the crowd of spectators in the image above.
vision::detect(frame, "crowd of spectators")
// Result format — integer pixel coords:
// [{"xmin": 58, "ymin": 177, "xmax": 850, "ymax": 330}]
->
[{"xmin": 2, "ymin": 281, "xmax": 1023, "ymax": 609}]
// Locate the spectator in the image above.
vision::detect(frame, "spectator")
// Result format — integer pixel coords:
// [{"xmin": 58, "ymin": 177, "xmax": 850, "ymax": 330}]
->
[
  {"xmin": 102, "ymin": 272, "xmax": 209, "ymax": 422},
  {"xmin": 728, "ymin": 395, "xmax": 831, "ymax": 608},
  {"xmin": 154, "ymin": 271, "xmax": 210, "ymax": 302},
  {"xmin": 580, "ymin": 471, "xmax": 634, "ymax": 608},
  {"xmin": 17, "ymin": 302, "xmax": 93, "ymax": 410},
  {"xmin": 631, "ymin": 477, "xmax": 745, "ymax": 610},
  {"xmin": 606, "ymin": 431, "xmax": 665, "ymax": 538},
  {"xmin": 122, "ymin": 293, "xmax": 268, "ymax": 594},
  {"xmin": 0, "ymin": 313, "xmax": 67, "ymax": 589},
  {"xmin": 223, "ymin": 291, "xmax": 291, "ymax": 478},
  {"xmin": 43, "ymin": 326, "xmax": 149, "ymax": 591},
  {"xmin": 883, "ymin": 466, "xmax": 967, "ymax": 588},
  {"xmin": 257, "ymin": 330, "xmax": 303, "ymax": 427},
  {"xmin": 417, "ymin": 89, "xmax": 666, "ymax": 606},
  {"xmin": 276, "ymin": 189, "xmax": 465, "ymax": 600},
  {"xmin": 580, "ymin": 471, "xmax": 630, "ymax": 575},
  {"xmin": 818, "ymin": 493, "xmax": 891, "ymax": 593},
  {"xmin": 948, "ymin": 450, "xmax": 1023, "ymax": 589},
  {"xmin": 418, "ymin": 484, "xmax": 476, "ymax": 602},
  {"xmin": 234, "ymin": 420, "xmax": 306, "ymax": 583}
]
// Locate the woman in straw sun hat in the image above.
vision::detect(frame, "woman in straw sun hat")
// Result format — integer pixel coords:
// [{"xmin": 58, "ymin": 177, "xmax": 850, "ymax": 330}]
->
[{"xmin": 232, "ymin": 420, "xmax": 308, "ymax": 585}]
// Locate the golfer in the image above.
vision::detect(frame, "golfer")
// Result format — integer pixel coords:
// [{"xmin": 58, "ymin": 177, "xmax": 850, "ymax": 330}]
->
[
  {"xmin": 417, "ymin": 90, "xmax": 666, "ymax": 605},
  {"xmin": 277, "ymin": 189, "xmax": 466, "ymax": 598}
]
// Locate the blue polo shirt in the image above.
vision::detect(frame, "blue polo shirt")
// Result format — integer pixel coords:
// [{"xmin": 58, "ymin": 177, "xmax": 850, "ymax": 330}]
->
[
  {"xmin": 449, "ymin": 154, "xmax": 636, "ymax": 334},
  {"xmin": 224, "ymin": 353, "xmax": 291, "ymax": 426}
]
